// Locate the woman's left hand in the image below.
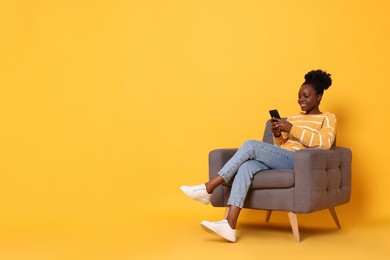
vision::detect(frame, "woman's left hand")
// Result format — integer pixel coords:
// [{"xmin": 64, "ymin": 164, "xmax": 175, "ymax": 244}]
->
[{"xmin": 272, "ymin": 118, "xmax": 293, "ymax": 133}]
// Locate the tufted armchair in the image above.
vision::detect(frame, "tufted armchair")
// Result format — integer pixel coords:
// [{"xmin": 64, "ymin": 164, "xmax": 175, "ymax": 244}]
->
[{"xmin": 208, "ymin": 119, "xmax": 352, "ymax": 242}]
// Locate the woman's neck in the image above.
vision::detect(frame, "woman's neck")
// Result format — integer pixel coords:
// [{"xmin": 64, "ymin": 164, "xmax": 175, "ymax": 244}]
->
[{"xmin": 305, "ymin": 108, "xmax": 322, "ymax": 114}]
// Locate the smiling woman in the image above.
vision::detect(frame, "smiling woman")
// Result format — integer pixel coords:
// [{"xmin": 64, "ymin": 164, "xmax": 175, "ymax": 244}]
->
[
  {"xmin": 274, "ymin": 70, "xmax": 336, "ymax": 151},
  {"xmin": 180, "ymin": 69, "xmax": 336, "ymax": 242}
]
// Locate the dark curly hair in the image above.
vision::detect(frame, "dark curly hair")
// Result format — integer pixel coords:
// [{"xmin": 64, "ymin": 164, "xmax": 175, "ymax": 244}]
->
[{"xmin": 303, "ymin": 70, "xmax": 332, "ymax": 95}]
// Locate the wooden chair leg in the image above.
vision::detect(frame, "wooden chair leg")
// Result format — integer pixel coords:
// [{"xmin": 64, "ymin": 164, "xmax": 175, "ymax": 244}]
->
[
  {"xmin": 329, "ymin": 207, "xmax": 341, "ymax": 229},
  {"xmin": 288, "ymin": 212, "xmax": 301, "ymax": 243},
  {"xmin": 223, "ymin": 207, "xmax": 230, "ymax": 219},
  {"xmin": 265, "ymin": 210, "xmax": 272, "ymax": 222}
]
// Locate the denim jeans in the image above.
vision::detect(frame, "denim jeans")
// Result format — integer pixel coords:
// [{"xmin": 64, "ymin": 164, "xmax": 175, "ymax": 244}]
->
[{"xmin": 218, "ymin": 140, "xmax": 295, "ymax": 208}]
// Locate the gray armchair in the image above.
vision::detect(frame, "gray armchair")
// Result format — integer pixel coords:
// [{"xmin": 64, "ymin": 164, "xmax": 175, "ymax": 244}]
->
[{"xmin": 208, "ymin": 120, "xmax": 352, "ymax": 242}]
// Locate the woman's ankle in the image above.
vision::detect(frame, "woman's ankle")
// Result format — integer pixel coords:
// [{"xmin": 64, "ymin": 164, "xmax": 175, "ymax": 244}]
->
[
  {"xmin": 226, "ymin": 218, "xmax": 236, "ymax": 229},
  {"xmin": 204, "ymin": 183, "xmax": 212, "ymax": 194}
]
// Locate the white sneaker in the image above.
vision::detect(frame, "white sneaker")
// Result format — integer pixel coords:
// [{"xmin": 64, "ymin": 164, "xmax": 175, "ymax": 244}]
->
[
  {"xmin": 200, "ymin": 219, "xmax": 237, "ymax": 242},
  {"xmin": 180, "ymin": 184, "xmax": 211, "ymax": 205}
]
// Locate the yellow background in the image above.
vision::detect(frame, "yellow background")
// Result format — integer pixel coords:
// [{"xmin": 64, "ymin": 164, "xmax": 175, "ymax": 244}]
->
[{"xmin": 1, "ymin": 0, "xmax": 390, "ymax": 259}]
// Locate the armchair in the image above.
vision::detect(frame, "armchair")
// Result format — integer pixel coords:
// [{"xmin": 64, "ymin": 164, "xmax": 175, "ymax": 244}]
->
[{"xmin": 208, "ymin": 120, "xmax": 352, "ymax": 242}]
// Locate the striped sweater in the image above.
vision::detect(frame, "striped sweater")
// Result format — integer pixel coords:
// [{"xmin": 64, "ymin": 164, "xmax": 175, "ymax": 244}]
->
[{"xmin": 273, "ymin": 112, "xmax": 337, "ymax": 151}]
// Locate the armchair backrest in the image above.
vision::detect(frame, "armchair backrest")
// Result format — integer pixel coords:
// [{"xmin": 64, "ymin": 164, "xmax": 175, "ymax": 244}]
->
[{"xmin": 262, "ymin": 119, "xmax": 275, "ymax": 145}]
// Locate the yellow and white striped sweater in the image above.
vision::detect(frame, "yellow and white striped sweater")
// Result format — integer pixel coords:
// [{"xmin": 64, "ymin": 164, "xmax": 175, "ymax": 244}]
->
[{"xmin": 273, "ymin": 112, "xmax": 337, "ymax": 151}]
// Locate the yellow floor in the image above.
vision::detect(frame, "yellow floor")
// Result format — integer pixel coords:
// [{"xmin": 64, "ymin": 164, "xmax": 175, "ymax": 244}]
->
[{"xmin": 1, "ymin": 195, "xmax": 390, "ymax": 260}]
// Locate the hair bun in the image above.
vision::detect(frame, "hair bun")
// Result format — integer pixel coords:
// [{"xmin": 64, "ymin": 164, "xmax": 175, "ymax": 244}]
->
[{"xmin": 304, "ymin": 70, "xmax": 332, "ymax": 94}]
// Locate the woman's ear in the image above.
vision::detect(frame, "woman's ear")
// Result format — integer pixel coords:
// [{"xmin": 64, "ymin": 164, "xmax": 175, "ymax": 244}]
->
[{"xmin": 317, "ymin": 94, "xmax": 323, "ymax": 103}]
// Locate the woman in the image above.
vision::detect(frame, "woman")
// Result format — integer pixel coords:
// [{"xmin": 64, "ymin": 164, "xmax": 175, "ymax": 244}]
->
[{"xmin": 180, "ymin": 70, "xmax": 336, "ymax": 242}]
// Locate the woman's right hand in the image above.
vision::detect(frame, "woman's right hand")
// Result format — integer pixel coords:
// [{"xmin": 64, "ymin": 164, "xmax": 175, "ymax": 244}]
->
[{"xmin": 271, "ymin": 119, "xmax": 282, "ymax": 137}]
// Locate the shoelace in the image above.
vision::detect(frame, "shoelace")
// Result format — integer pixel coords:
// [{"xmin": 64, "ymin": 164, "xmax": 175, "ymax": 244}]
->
[
  {"xmin": 191, "ymin": 185, "xmax": 205, "ymax": 192},
  {"xmin": 213, "ymin": 220, "xmax": 228, "ymax": 225}
]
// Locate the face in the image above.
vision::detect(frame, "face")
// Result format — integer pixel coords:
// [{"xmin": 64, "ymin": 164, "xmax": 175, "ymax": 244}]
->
[{"xmin": 298, "ymin": 84, "xmax": 322, "ymax": 114}]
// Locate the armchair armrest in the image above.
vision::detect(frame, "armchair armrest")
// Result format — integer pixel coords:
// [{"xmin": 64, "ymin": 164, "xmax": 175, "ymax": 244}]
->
[
  {"xmin": 209, "ymin": 148, "xmax": 238, "ymax": 179},
  {"xmin": 294, "ymin": 147, "xmax": 352, "ymax": 213},
  {"xmin": 208, "ymin": 148, "xmax": 238, "ymax": 206}
]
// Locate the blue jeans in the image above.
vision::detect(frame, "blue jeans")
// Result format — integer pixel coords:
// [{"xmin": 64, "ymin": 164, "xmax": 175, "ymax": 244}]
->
[{"xmin": 218, "ymin": 140, "xmax": 295, "ymax": 208}]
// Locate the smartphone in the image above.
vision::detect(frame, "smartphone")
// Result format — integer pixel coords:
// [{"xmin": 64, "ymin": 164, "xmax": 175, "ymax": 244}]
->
[{"xmin": 269, "ymin": 109, "xmax": 281, "ymax": 119}]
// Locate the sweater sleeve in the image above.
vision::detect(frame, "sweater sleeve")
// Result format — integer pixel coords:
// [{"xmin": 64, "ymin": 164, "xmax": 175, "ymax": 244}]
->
[
  {"xmin": 289, "ymin": 113, "xmax": 337, "ymax": 149},
  {"xmin": 273, "ymin": 135, "xmax": 284, "ymax": 147}
]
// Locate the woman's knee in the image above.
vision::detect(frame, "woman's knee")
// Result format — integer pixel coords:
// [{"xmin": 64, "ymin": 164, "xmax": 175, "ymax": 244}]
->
[
  {"xmin": 242, "ymin": 140, "xmax": 261, "ymax": 148},
  {"xmin": 236, "ymin": 160, "xmax": 266, "ymax": 176}
]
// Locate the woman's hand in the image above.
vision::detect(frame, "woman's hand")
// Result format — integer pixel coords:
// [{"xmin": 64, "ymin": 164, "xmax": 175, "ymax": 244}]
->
[
  {"xmin": 271, "ymin": 119, "xmax": 282, "ymax": 137},
  {"xmin": 271, "ymin": 118, "xmax": 292, "ymax": 135}
]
